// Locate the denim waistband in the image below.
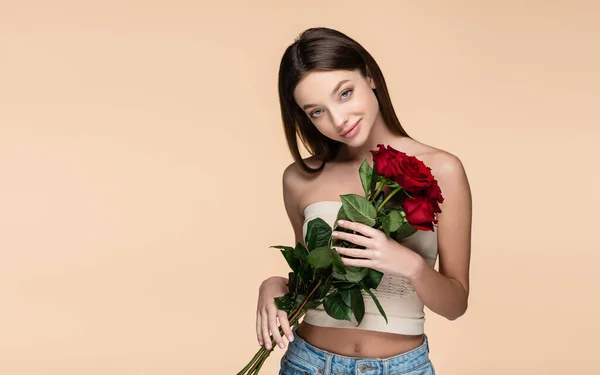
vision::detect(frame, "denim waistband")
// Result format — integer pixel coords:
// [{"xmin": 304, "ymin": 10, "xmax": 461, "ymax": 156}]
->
[{"xmin": 285, "ymin": 330, "xmax": 430, "ymax": 375}]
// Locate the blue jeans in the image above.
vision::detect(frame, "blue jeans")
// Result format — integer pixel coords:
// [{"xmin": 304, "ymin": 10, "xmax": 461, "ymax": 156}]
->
[{"xmin": 279, "ymin": 331, "xmax": 435, "ymax": 375}]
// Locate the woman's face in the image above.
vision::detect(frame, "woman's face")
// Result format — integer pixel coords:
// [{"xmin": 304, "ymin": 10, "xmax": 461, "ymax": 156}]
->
[{"xmin": 293, "ymin": 69, "xmax": 379, "ymax": 147}]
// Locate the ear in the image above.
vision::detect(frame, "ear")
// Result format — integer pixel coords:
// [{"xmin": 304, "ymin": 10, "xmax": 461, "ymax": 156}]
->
[{"xmin": 368, "ymin": 76, "xmax": 376, "ymax": 90}]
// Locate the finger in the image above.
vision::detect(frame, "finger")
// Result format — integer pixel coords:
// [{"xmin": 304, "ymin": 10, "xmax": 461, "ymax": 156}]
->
[
  {"xmin": 334, "ymin": 246, "xmax": 374, "ymax": 260},
  {"xmin": 256, "ymin": 308, "xmax": 263, "ymax": 346},
  {"xmin": 337, "ymin": 220, "xmax": 379, "ymax": 238},
  {"xmin": 277, "ymin": 310, "xmax": 294, "ymax": 343},
  {"xmin": 261, "ymin": 309, "xmax": 272, "ymax": 350},
  {"xmin": 268, "ymin": 306, "xmax": 285, "ymax": 349},
  {"xmin": 341, "ymin": 256, "xmax": 372, "ymax": 268},
  {"xmin": 331, "ymin": 230, "xmax": 370, "ymax": 247}
]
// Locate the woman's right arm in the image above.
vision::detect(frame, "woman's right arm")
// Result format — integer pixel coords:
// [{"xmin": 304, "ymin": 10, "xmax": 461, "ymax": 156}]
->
[{"xmin": 255, "ymin": 163, "xmax": 305, "ymax": 350}]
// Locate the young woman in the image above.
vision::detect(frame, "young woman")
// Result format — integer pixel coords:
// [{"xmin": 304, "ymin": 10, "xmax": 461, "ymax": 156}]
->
[{"xmin": 256, "ymin": 27, "xmax": 472, "ymax": 375}]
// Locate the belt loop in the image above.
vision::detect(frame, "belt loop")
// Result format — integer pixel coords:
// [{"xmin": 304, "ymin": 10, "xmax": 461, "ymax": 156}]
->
[
  {"xmin": 382, "ymin": 359, "xmax": 389, "ymax": 375},
  {"xmin": 323, "ymin": 353, "xmax": 333, "ymax": 375}
]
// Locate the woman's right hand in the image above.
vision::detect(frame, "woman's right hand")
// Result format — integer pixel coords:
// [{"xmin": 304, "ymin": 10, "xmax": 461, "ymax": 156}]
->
[{"xmin": 256, "ymin": 276, "xmax": 294, "ymax": 350}]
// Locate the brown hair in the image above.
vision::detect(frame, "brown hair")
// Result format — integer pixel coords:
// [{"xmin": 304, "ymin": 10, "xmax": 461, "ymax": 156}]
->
[{"xmin": 278, "ymin": 27, "xmax": 411, "ymax": 174}]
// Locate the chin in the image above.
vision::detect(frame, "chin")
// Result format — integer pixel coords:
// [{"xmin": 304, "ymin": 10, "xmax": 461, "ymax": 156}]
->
[
  {"xmin": 343, "ymin": 126, "xmax": 370, "ymax": 146},
  {"xmin": 340, "ymin": 134, "xmax": 367, "ymax": 148}
]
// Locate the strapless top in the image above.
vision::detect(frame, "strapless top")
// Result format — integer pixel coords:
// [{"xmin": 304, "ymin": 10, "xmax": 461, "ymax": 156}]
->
[{"xmin": 301, "ymin": 201, "xmax": 438, "ymax": 335}]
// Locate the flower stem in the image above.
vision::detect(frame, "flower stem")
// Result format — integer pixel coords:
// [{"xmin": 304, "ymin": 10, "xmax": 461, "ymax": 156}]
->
[
  {"xmin": 244, "ymin": 312, "xmax": 305, "ymax": 375},
  {"xmin": 251, "ymin": 347, "xmax": 272, "ymax": 374},
  {"xmin": 377, "ymin": 186, "xmax": 402, "ymax": 212},
  {"xmin": 371, "ymin": 180, "xmax": 385, "ymax": 201},
  {"xmin": 238, "ymin": 280, "xmax": 322, "ymax": 374},
  {"xmin": 289, "ymin": 279, "xmax": 322, "ymax": 322},
  {"xmin": 253, "ymin": 353, "xmax": 268, "ymax": 374},
  {"xmin": 236, "ymin": 347, "xmax": 266, "ymax": 375}
]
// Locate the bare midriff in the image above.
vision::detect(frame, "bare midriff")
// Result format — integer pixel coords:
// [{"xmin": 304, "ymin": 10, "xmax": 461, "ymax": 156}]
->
[{"xmin": 296, "ymin": 321, "xmax": 424, "ymax": 358}]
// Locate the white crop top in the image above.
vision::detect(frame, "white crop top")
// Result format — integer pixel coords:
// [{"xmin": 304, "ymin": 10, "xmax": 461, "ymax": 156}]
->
[{"xmin": 301, "ymin": 201, "xmax": 438, "ymax": 335}]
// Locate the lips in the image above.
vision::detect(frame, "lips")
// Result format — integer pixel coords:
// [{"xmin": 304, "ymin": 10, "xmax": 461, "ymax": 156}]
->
[{"xmin": 341, "ymin": 119, "xmax": 361, "ymax": 137}]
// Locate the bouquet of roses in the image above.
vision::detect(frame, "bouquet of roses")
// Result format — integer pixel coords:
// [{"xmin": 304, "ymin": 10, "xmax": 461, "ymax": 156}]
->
[{"xmin": 237, "ymin": 144, "xmax": 444, "ymax": 375}]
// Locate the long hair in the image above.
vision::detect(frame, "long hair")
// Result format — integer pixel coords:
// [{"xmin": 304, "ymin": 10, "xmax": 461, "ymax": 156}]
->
[{"xmin": 278, "ymin": 27, "xmax": 411, "ymax": 174}]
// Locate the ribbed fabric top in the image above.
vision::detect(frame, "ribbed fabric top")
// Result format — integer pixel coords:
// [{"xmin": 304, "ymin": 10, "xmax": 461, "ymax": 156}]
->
[{"xmin": 301, "ymin": 201, "xmax": 438, "ymax": 335}]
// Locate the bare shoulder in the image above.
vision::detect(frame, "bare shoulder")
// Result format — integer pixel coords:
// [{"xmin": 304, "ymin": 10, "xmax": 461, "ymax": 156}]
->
[
  {"xmin": 392, "ymin": 137, "xmax": 471, "ymax": 214},
  {"xmin": 282, "ymin": 155, "xmax": 323, "ymax": 200},
  {"xmin": 426, "ymin": 149, "xmax": 471, "ymax": 215},
  {"xmin": 282, "ymin": 155, "xmax": 323, "ymax": 245},
  {"xmin": 427, "ymin": 149, "xmax": 468, "ymax": 183},
  {"xmin": 397, "ymin": 138, "xmax": 468, "ymax": 183}
]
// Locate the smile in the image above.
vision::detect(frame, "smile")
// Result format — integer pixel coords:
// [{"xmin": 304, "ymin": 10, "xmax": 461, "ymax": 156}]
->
[{"xmin": 341, "ymin": 119, "xmax": 361, "ymax": 139}]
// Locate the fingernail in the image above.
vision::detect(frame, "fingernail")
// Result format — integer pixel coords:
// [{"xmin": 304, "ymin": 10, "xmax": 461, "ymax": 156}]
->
[
  {"xmin": 288, "ymin": 334, "xmax": 294, "ymax": 341},
  {"xmin": 278, "ymin": 342, "xmax": 285, "ymax": 349},
  {"xmin": 266, "ymin": 343, "xmax": 271, "ymax": 349}
]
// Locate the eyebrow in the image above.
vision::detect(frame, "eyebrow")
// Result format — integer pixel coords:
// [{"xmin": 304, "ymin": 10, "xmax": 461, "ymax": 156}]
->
[{"xmin": 302, "ymin": 79, "xmax": 351, "ymax": 110}]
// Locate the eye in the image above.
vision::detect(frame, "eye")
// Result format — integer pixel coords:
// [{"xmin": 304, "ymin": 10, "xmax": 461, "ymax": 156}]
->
[
  {"xmin": 340, "ymin": 89, "xmax": 353, "ymax": 99},
  {"xmin": 308, "ymin": 89, "xmax": 353, "ymax": 119},
  {"xmin": 309, "ymin": 109, "xmax": 323, "ymax": 119}
]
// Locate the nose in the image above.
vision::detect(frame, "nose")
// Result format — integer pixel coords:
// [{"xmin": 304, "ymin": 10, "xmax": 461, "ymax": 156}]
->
[{"xmin": 330, "ymin": 107, "xmax": 349, "ymax": 130}]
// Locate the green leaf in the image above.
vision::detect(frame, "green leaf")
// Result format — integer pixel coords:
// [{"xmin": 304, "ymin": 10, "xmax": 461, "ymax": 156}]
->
[
  {"xmin": 383, "ymin": 226, "xmax": 390, "ymax": 238},
  {"xmin": 287, "ymin": 272, "xmax": 298, "ymax": 294},
  {"xmin": 323, "ymin": 292, "xmax": 352, "ymax": 321},
  {"xmin": 296, "ymin": 262, "xmax": 313, "ymax": 285},
  {"xmin": 313, "ymin": 266, "xmax": 332, "ymax": 279},
  {"xmin": 340, "ymin": 194, "xmax": 377, "ymax": 227},
  {"xmin": 293, "ymin": 243, "xmax": 308, "ymax": 262},
  {"xmin": 305, "ymin": 300, "xmax": 323, "ymax": 310},
  {"xmin": 274, "ymin": 293, "xmax": 295, "ymax": 313},
  {"xmin": 318, "ymin": 277, "xmax": 333, "ymax": 299},
  {"xmin": 344, "ymin": 266, "xmax": 369, "ymax": 283},
  {"xmin": 270, "ymin": 245, "xmax": 294, "ymax": 252},
  {"xmin": 333, "ymin": 280, "xmax": 356, "ymax": 289},
  {"xmin": 332, "ymin": 268, "xmax": 348, "ymax": 281},
  {"xmin": 340, "ymin": 289, "xmax": 352, "ymax": 307},
  {"xmin": 359, "ymin": 159, "xmax": 373, "ymax": 197},
  {"xmin": 363, "ymin": 286, "xmax": 388, "ymax": 324},
  {"xmin": 363, "ymin": 269, "xmax": 384, "ymax": 289},
  {"xmin": 305, "ymin": 218, "xmax": 332, "ymax": 250},
  {"xmin": 307, "ymin": 246, "xmax": 334, "ymax": 269},
  {"xmin": 370, "ymin": 163, "xmax": 380, "ymax": 197},
  {"xmin": 394, "ymin": 221, "xmax": 419, "ymax": 241},
  {"xmin": 374, "ymin": 191, "xmax": 385, "ymax": 209},
  {"xmin": 331, "ymin": 248, "xmax": 346, "ymax": 274},
  {"xmin": 271, "ymin": 245, "xmax": 300, "ymax": 273},
  {"xmin": 382, "ymin": 210, "xmax": 403, "ymax": 233},
  {"xmin": 351, "ymin": 286, "xmax": 365, "ymax": 325},
  {"xmin": 333, "ymin": 204, "xmax": 350, "ymax": 230}
]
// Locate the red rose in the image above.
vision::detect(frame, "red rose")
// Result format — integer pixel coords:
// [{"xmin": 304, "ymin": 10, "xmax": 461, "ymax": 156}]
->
[
  {"xmin": 424, "ymin": 180, "xmax": 444, "ymax": 213},
  {"xmin": 403, "ymin": 195, "xmax": 437, "ymax": 231},
  {"xmin": 370, "ymin": 144, "xmax": 444, "ymax": 231},
  {"xmin": 394, "ymin": 155, "xmax": 435, "ymax": 194},
  {"xmin": 370, "ymin": 144, "xmax": 405, "ymax": 179}
]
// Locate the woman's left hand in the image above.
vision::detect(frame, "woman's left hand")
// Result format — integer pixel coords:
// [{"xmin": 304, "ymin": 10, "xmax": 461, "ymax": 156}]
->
[{"xmin": 332, "ymin": 219, "xmax": 422, "ymax": 279}]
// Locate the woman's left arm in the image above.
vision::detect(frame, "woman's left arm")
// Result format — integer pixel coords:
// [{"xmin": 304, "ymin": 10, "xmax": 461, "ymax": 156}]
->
[{"xmin": 405, "ymin": 153, "xmax": 472, "ymax": 320}]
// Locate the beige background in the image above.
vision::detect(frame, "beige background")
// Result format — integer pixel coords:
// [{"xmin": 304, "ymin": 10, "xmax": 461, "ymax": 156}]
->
[{"xmin": 1, "ymin": 1, "xmax": 599, "ymax": 374}]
